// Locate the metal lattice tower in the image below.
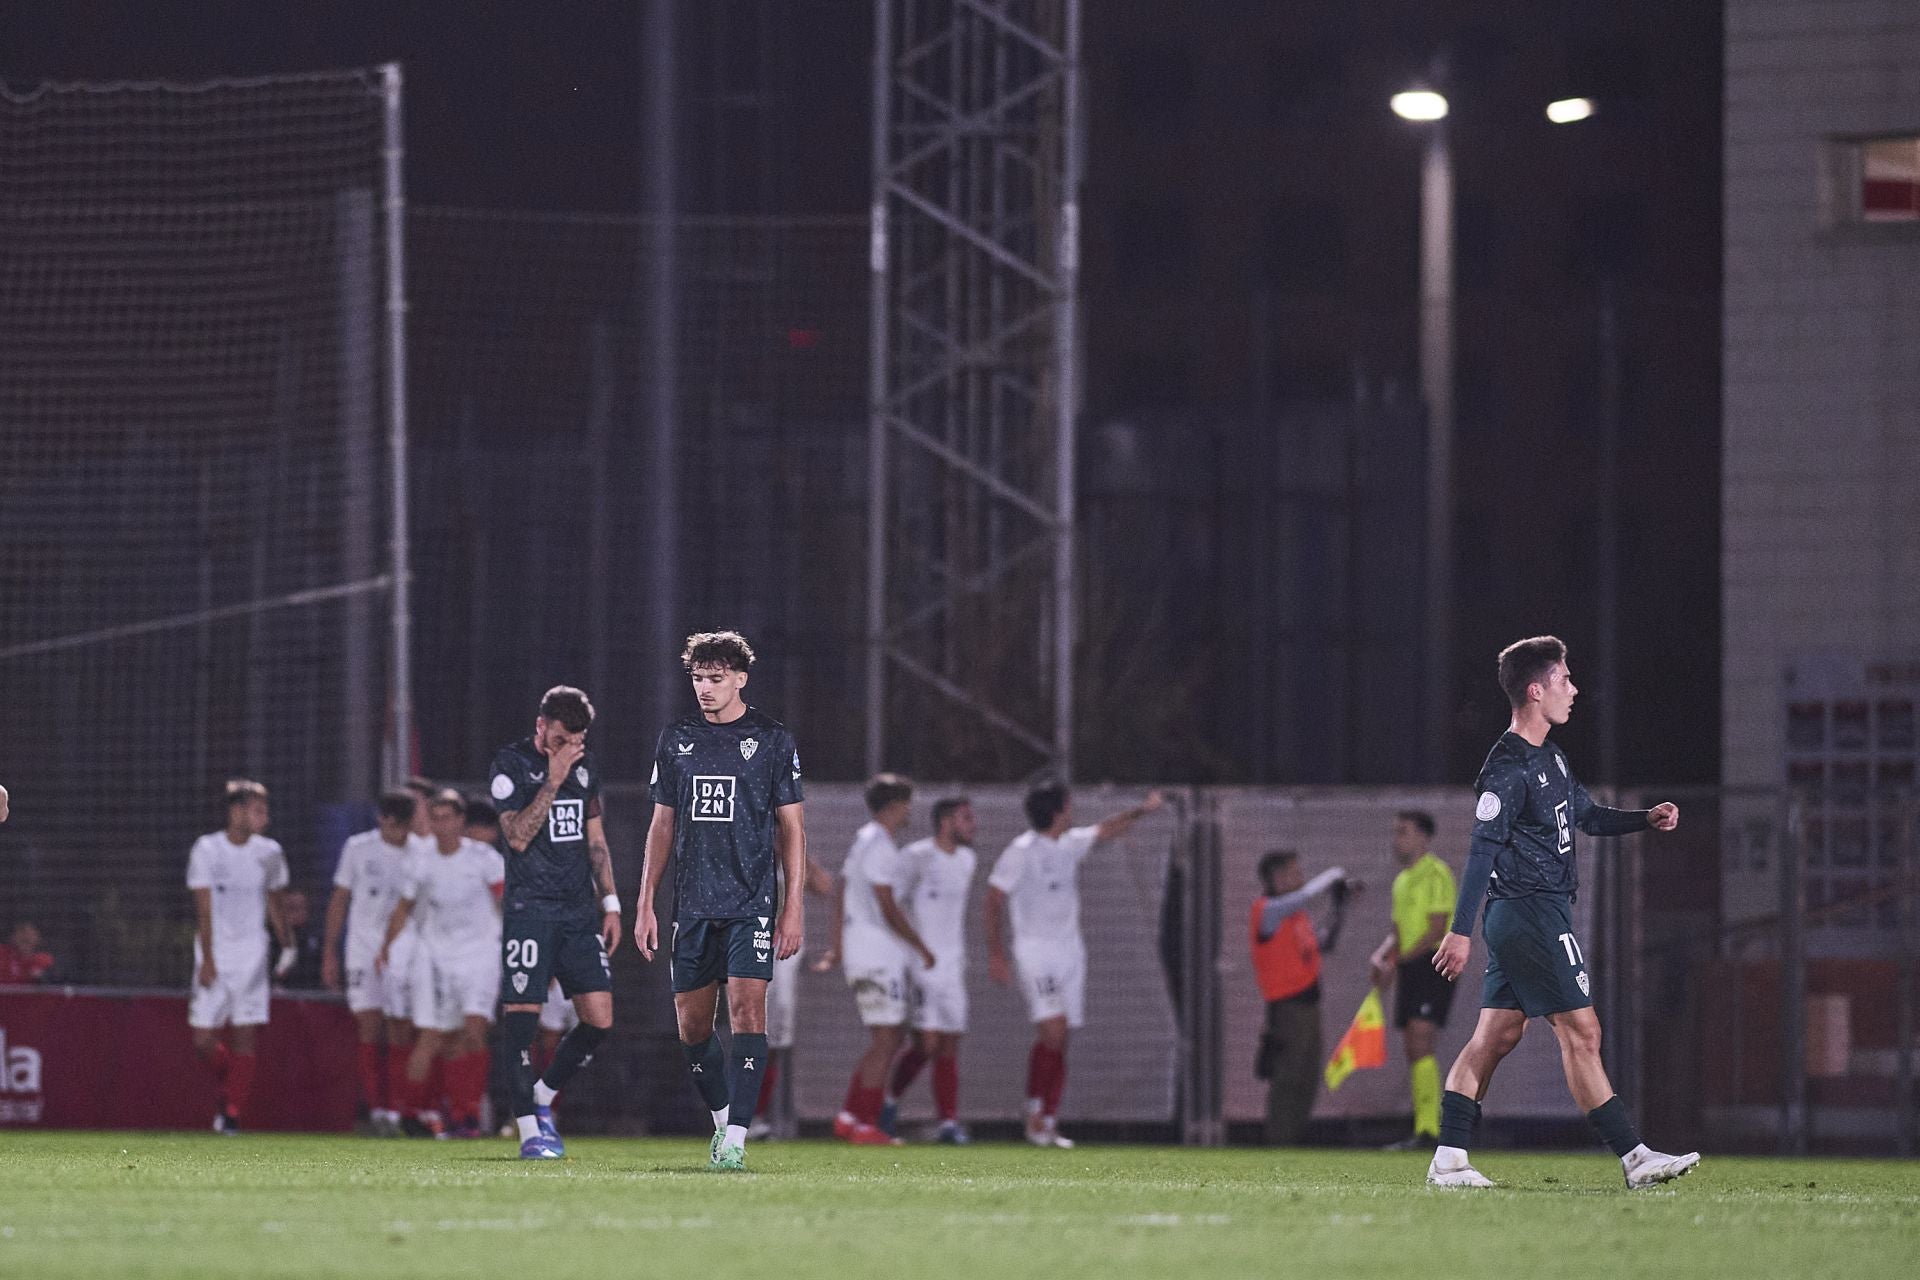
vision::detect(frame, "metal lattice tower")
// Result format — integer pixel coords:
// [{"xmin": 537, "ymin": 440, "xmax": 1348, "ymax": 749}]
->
[{"xmin": 866, "ymin": 0, "xmax": 1084, "ymax": 781}]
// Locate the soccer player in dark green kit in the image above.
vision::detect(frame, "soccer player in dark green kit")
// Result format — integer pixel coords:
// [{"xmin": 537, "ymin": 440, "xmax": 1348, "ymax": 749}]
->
[
  {"xmin": 635, "ymin": 630, "xmax": 806, "ymax": 1171},
  {"xmin": 490, "ymin": 685, "xmax": 621, "ymax": 1159},
  {"xmin": 1429, "ymin": 636, "xmax": 1699, "ymax": 1189}
]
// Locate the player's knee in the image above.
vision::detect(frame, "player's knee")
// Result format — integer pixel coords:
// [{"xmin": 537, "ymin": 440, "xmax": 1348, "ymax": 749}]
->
[
  {"xmin": 1555, "ymin": 1020, "xmax": 1602, "ymax": 1059},
  {"xmin": 569, "ymin": 1022, "xmax": 609, "ymax": 1052}
]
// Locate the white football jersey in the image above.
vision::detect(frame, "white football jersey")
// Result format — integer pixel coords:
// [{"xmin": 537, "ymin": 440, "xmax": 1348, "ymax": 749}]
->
[
  {"xmin": 332, "ymin": 830, "xmax": 418, "ymax": 961},
  {"xmin": 840, "ymin": 821, "xmax": 907, "ymax": 942},
  {"xmin": 897, "ymin": 837, "xmax": 976, "ymax": 964},
  {"xmin": 987, "ymin": 825, "xmax": 1099, "ymax": 945},
  {"xmin": 186, "ymin": 832, "xmax": 289, "ymax": 959},
  {"xmin": 404, "ymin": 838, "xmax": 505, "ymax": 954}
]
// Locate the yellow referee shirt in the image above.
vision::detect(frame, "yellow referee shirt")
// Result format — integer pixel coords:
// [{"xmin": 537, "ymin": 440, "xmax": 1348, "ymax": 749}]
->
[{"xmin": 1391, "ymin": 852, "xmax": 1456, "ymax": 956}]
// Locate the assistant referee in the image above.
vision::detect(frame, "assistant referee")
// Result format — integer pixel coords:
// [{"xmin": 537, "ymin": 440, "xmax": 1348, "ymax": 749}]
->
[{"xmin": 1367, "ymin": 811, "xmax": 1456, "ymax": 1149}]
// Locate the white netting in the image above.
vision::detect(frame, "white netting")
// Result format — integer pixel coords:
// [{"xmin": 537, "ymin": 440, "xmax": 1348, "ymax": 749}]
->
[{"xmin": 0, "ymin": 70, "xmax": 394, "ymax": 984}]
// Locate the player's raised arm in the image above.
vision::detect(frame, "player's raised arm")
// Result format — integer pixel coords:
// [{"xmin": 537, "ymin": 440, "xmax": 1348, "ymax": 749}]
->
[
  {"xmin": 499, "ymin": 737, "xmax": 580, "ymax": 854},
  {"xmin": 1091, "ymin": 790, "xmax": 1166, "ymax": 843},
  {"xmin": 1569, "ymin": 775, "xmax": 1665, "ymax": 837}
]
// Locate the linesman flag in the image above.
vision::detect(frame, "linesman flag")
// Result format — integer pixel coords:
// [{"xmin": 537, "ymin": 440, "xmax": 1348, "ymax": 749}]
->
[{"xmin": 1323, "ymin": 989, "xmax": 1387, "ymax": 1091}]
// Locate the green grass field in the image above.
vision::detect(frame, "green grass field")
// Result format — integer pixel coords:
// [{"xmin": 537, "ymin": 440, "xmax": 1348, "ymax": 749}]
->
[{"xmin": 2, "ymin": 1133, "xmax": 1915, "ymax": 1279}]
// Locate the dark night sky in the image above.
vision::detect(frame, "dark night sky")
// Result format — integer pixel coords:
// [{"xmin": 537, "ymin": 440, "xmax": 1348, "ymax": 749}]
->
[{"xmin": 1, "ymin": 1, "xmax": 1724, "ymax": 786}]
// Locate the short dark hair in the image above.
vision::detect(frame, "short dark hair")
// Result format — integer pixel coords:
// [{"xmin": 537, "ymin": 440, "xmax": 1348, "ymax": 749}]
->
[
  {"xmin": 463, "ymin": 798, "xmax": 498, "ymax": 828},
  {"xmin": 224, "ymin": 778, "xmax": 268, "ymax": 808},
  {"xmin": 681, "ymin": 630, "xmax": 755, "ymax": 673},
  {"xmin": 864, "ymin": 772, "xmax": 914, "ymax": 815},
  {"xmin": 1497, "ymin": 635, "xmax": 1567, "ymax": 709},
  {"xmin": 539, "ymin": 685, "xmax": 595, "ymax": 732},
  {"xmin": 1024, "ymin": 781, "xmax": 1070, "ymax": 831},
  {"xmin": 1257, "ymin": 849, "xmax": 1299, "ymax": 884},
  {"xmin": 931, "ymin": 796, "xmax": 971, "ymax": 831},
  {"xmin": 375, "ymin": 789, "xmax": 417, "ymax": 824},
  {"xmin": 404, "ymin": 774, "xmax": 436, "ymax": 798},
  {"xmin": 1397, "ymin": 809, "xmax": 1436, "ymax": 838},
  {"xmin": 429, "ymin": 787, "xmax": 467, "ymax": 817}
]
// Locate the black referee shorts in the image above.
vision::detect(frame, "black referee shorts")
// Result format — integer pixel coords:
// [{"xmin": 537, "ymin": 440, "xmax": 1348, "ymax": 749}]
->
[{"xmin": 1393, "ymin": 953, "xmax": 1457, "ymax": 1029}]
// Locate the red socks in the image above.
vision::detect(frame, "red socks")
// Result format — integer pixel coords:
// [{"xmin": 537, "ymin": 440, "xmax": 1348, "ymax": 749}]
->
[
  {"xmin": 756, "ymin": 1055, "xmax": 781, "ymax": 1114},
  {"xmin": 888, "ymin": 1046, "xmax": 929, "ymax": 1099},
  {"xmin": 226, "ymin": 1054, "xmax": 257, "ymax": 1120},
  {"xmin": 444, "ymin": 1052, "xmax": 488, "ymax": 1125},
  {"xmin": 841, "ymin": 1076, "xmax": 884, "ymax": 1124},
  {"xmin": 202, "ymin": 1040, "xmax": 233, "ymax": 1084},
  {"xmin": 933, "ymin": 1054, "xmax": 960, "ymax": 1122},
  {"xmin": 1026, "ymin": 1043, "xmax": 1065, "ymax": 1117}
]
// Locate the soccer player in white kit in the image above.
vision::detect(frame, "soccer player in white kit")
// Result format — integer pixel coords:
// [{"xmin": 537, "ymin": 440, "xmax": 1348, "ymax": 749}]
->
[
  {"xmin": 985, "ymin": 782, "xmax": 1165, "ymax": 1148},
  {"xmin": 380, "ymin": 789, "xmax": 505, "ymax": 1138},
  {"xmin": 322, "ymin": 788, "xmax": 420, "ymax": 1135},
  {"xmin": 188, "ymin": 779, "xmax": 295, "ymax": 1133},
  {"xmin": 881, "ymin": 796, "xmax": 978, "ymax": 1143},
  {"xmin": 823, "ymin": 774, "xmax": 934, "ymax": 1144}
]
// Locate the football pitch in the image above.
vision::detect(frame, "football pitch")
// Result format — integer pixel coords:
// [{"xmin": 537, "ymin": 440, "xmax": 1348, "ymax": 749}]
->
[{"xmin": 2, "ymin": 1133, "xmax": 1914, "ymax": 1280}]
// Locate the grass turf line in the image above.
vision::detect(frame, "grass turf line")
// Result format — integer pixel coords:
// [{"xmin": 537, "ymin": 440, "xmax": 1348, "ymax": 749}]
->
[{"xmin": 1, "ymin": 1133, "xmax": 1916, "ymax": 1279}]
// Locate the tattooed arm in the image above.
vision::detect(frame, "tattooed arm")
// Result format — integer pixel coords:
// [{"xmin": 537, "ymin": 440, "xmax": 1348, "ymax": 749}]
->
[{"xmin": 588, "ymin": 815, "xmax": 621, "ymax": 951}]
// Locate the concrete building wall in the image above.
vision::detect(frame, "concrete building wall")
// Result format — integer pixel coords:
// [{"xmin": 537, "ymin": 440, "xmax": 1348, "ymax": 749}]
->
[{"xmin": 1723, "ymin": 0, "xmax": 1920, "ymax": 786}]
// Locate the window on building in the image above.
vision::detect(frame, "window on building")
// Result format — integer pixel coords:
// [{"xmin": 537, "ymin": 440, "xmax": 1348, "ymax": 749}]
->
[{"xmin": 1832, "ymin": 134, "xmax": 1920, "ymax": 224}]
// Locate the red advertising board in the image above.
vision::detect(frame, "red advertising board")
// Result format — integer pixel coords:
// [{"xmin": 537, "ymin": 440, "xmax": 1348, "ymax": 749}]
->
[{"xmin": 0, "ymin": 986, "xmax": 359, "ymax": 1131}]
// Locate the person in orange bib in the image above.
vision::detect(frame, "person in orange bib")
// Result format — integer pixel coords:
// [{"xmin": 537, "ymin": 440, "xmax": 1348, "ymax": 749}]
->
[{"xmin": 1249, "ymin": 850, "xmax": 1357, "ymax": 1145}]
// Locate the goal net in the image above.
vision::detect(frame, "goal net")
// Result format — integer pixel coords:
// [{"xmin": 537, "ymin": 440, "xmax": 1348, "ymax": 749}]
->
[{"xmin": 0, "ymin": 69, "xmax": 397, "ymax": 985}]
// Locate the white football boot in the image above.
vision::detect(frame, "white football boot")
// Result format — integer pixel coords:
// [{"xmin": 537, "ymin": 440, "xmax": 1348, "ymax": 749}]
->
[
  {"xmin": 1426, "ymin": 1147, "xmax": 1495, "ymax": 1188},
  {"xmin": 1624, "ymin": 1148, "xmax": 1701, "ymax": 1189}
]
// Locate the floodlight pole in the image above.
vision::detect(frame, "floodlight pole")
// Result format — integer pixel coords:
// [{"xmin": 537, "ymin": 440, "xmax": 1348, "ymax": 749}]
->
[{"xmin": 380, "ymin": 63, "xmax": 413, "ymax": 786}]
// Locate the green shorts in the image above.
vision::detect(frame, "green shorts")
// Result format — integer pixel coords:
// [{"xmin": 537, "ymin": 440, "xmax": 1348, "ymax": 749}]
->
[
  {"xmin": 501, "ymin": 914, "xmax": 612, "ymax": 1006},
  {"xmin": 1481, "ymin": 894, "xmax": 1592, "ymax": 1018}
]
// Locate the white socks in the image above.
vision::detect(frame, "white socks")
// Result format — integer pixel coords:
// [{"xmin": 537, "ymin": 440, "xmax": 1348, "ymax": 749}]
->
[
  {"xmin": 725, "ymin": 1123, "xmax": 747, "ymax": 1149},
  {"xmin": 1622, "ymin": 1143, "xmax": 1653, "ymax": 1167},
  {"xmin": 516, "ymin": 1115, "xmax": 541, "ymax": 1141},
  {"xmin": 712, "ymin": 1106, "xmax": 730, "ymax": 1131},
  {"xmin": 533, "ymin": 1081, "xmax": 558, "ymax": 1107}
]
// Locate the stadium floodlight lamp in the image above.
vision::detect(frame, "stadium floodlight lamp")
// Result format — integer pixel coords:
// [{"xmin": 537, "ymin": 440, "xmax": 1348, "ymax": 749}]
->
[
  {"xmin": 1390, "ymin": 90, "xmax": 1449, "ymax": 122},
  {"xmin": 1546, "ymin": 97, "xmax": 1595, "ymax": 125}
]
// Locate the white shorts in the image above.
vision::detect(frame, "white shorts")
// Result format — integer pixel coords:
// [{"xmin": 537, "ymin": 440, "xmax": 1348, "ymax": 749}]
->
[
  {"xmin": 765, "ymin": 948, "xmax": 804, "ymax": 1049},
  {"xmin": 538, "ymin": 980, "xmax": 578, "ymax": 1034},
  {"xmin": 188, "ymin": 944, "xmax": 270, "ymax": 1029},
  {"xmin": 843, "ymin": 932, "xmax": 911, "ymax": 1027},
  {"xmin": 909, "ymin": 963, "xmax": 968, "ymax": 1034},
  {"xmin": 408, "ymin": 944, "xmax": 500, "ymax": 1034},
  {"xmin": 1014, "ymin": 939, "xmax": 1085, "ymax": 1030},
  {"xmin": 346, "ymin": 933, "xmax": 416, "ymax": 1019}
]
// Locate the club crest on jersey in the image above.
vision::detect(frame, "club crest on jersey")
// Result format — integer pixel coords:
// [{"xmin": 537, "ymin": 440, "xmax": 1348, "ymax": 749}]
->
[
  {"xmin": 1556, "ymin": 754, "xmax": 1569, "ymax": 777},
  {"xmin": 740, "ymin": 738, "xmax": 758, "ymax": 761},
  {"xmin": 511, "ymin": 972, "xmax": 528, "ymax": 995},
  {"xmin": 575, "ymin": 766, "xmax": 589, "ymax": 788}
]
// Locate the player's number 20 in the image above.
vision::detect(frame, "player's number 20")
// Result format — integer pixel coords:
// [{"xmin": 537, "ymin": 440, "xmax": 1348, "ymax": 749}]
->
[{"xmin": 506, "ymin": 938, "xmax": 539, "ymax": 970}]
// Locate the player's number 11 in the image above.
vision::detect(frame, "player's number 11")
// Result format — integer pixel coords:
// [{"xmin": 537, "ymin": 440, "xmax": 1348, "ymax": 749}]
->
[{"xmin": 1558, "ymin": 932, "xmax": 1585, "ymax": 966}]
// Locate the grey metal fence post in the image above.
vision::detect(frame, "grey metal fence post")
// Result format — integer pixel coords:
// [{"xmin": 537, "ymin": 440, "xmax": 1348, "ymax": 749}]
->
[
  {"xmin": 380, "ymin": 63, "xmax": 412, "ymax": 785},
  {"xmin": 1780, "ymin": 790, "xmax": 1807, "ymax": 1155}
]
